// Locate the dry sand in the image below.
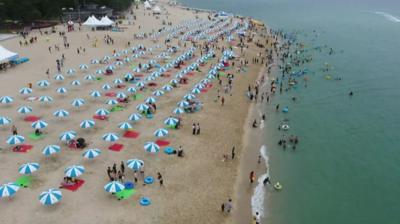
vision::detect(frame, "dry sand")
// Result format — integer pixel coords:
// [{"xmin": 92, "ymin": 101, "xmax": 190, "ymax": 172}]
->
[{"xmin": 0, "ymin": 1, "xmax": 271, "ymax": 223}]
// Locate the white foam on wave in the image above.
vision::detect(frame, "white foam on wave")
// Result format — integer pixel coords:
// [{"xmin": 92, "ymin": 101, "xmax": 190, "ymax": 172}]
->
[
  {"xmin": 251, "ymin": 145, "xmax": 269, "ymax": 218},
  {"xmin": 375, "ymin": 11, "xmax": 400, "ymax": 23}
]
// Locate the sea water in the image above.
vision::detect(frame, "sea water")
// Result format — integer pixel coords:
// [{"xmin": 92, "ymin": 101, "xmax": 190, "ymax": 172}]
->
[{"xmin": 180, "ymin": 0, "xmax": 400, "ymax": 223}]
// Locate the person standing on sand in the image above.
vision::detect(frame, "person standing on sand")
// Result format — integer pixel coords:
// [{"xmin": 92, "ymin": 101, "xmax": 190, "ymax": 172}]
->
[
  {"xmin": 106, "ymin": 167, "xmax": 112, "ymax": 181},
  {"xmin": 196, "ymin": 123, "xmax": 200, "ymax": 135},
  {"xmin": 221, "ymin": 96, "xmax": 225, "ymax": 106},
  {"xmin": 157, "ymin": 172, "xmax": 163, "ymax": 186},
  {"xmin": 250, "ymin": 171, "xmax": 256, "ymax": 183},
  {"xmin": 231, "ymin": 146, "xmax": 235, "ymax": 159},
  {"xmin": 225, "ymin": 199, "xmax": 233, "ymax": 213},
  {"xmin": 11, "ymin": 125, "xmax": 18, "ymax": 135},
  {"xmin": 192, "ymin": 123, "xmax": 196, "ymax": 135},
  {"xmin": 120, "ymin": 161, "xmax": 125, "ymax": 174}
]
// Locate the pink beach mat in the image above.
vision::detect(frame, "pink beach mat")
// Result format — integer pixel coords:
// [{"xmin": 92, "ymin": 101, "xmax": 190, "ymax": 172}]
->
[
  {"xmin": 123, "ymin": 131, "xmax": 140, "ymax": 139},
  {"xmin": 61, "ymin": 179, "xmax": 85, "ymax": 192},
  {"xmin": 24, "ymin": 115, "xmax": 40, "ymax": 122}
]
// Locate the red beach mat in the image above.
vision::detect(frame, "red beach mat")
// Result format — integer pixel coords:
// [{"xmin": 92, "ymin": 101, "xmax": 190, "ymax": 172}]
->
[
  {"xmin": 105, "ymin": 92, "xmax": 116, "ymax": 97},
  {"xmin": 123, "ymin": 131, "xmax": 140, "ymax": 139},
  {"xmin": 24, "ymin": 115, "xmax": 40, "ymax": 122},
  {"xmin": 148, "ymin": 82, "xmax": 157, "ymax": 87},
  {"xmin": 109, "ymin": 143, "xmax": 124, "ymax": 152},
  {"xmin": 155, "ymin": 140, "xmax": 170, "ymax": 147},
  {"xmin": 116, "ymin": 84, "xmax": 126, "ymax": 89},
  {"xmin": 13, "ymin": 144, "xmax": 33, "ymax": 153},
  {"xmin": 61, "ymin": 179, "xmax": 85, "ymax": 192},
  {"xmin": 200, "ymin": 89, "xmax": 208, "ymax": 93},
  {"xmin": 93, "ymin": 115, "xmax": 108, "ymax": 121}
]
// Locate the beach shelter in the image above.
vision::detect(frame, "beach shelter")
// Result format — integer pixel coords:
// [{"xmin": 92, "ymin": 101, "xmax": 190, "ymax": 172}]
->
[
  {"xmin": 153, "ymin": 6, "xmax": 161, "ymax": 14},
  {"xmin": 100, "ymin": 16, "xmax": 114, "ymax": 26},
  {"xmin": 144, "ymin": 1, "xmax": 152, "ymax": 9},
  {"xmin": 82, "ymin": 15, "xmax": 103, "ymax": 27},
  {"xmin": 39, "ymin": 189, "xmax": 62, "ymax": 205},
  {"xmin": 0, "ymin": 45, "xmax": 18, "ymax": 63}
]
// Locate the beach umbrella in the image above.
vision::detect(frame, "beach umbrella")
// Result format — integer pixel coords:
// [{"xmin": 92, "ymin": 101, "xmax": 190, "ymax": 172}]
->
[
  {"xmin": 173, "ymin": 107, "xmax": 184, "ymax": 115},
  {"xmin": 103, "ymin": 56, "xmax": 111, "ymax": 61},
  {"xmin": 71, "ymin": 98, "xmax": 86, "ymax": 107},
  {"xmin": 42, "ymin": 145, "xmax": 61, "ymax": 156},
  {"xmin": 153, "ymin": 90, "xmax": 164, "ymax": 97},
  {"xmin": 126, "ymin": 159, "xmax": 143, "ymax": 171},
  {"xmin": 170, "ymin": 79, "xmax": 178, "ymax": 85},
  {"xmin": 95, "ymin": 108, "xmax": 110, "ymax": 116},
  {"xmin": 59, "ymin": 131, "xmax": 76, "ymax": 141},
  {"xmin": 71, "ymin": 80, "xmax": 81, "ymax": 86},
  {"xmin": 54, "ymin": 74, "xmax": 65, "ymax": 81},
  {"xmin": 0, "ymin": 116, "xmax": 11, "ymax": 126},
  {"xmin": 31, "ymin": 120, "xmax": 48, "ymax": 129},
  {"xmin": 64, "ymin": 165, "xmax": 85, "ymax": 178},
  {"xmin": 191, "ymin": 88, "xmax": 201, "ymax": 95},
  {"xmin": 102, "ymin": 133, "xmax": 119, "ymax": 142},
  {"xmin": 106, "ymin": 65, "xmax": 116, "ymax": 71},
  {"xmin": 115, "ymin": 61, "xmax": 124, "ymax": 66},
  {"xmin": 104, "ymin": 181, "xmax": 124, "ymax": 193},
  {"xmin": 126, "ymin": 87, "xmax": 137, "ymax": 93},
  {"xmin": 0, "ymin": 96, "xmax": 13, "ymax": 104},
  {"xmin": 102, "ymin": 84, "xmax": 111, "ymax": 90},
  {"xmin": 136, "ymin": 81, "xmax": 145, "ymax": 88},
  {"xmin": 39, "ymin": 189, "xmax": 62, "ymax": 205},
  {"xmin": 144, "ymin": 142, "xmax": 160, "ymax": 153},
  {"xmin": 106, "ymin": 99, "xmax": 118, "ymax": 105},
  {"xmin": 118, "ymin": 122, "xmax": 132, "ymax": 130},
  {"xmin": 128, "ymin": 113, "xmax": 142, "ymax": 121},
  {"xmin": 124, "ymin": 73, "xmax": 134, "ymax": 80},
  {"xmin": 66, "ymin": 69, "xmax": 76, "ymax": 75},
  {"xmin": 124, "ymin": 57, "xmax": 131, "ymax": 63},
  {"xmin": 177, "ymin": 100, "xmax": 189, "ymax": 107},
  {"xmin": 18, "ymin": 162, "xmax": 40, "ymax": 174},
  {"xmin": 19, "ymin": 87, "xmax": 32, "ymax": 95},
  {"xmin": 56, "ymin": 87, "xmax": 68, "ymax": 94},
  {"xmin": 79, "ymin": 64, "xmax": 89, "ymax": 70},
  {"xmin": 82, "ymin": 149, "xmax": 101, "ymax": 159},
  {"xmin": 96, "ymin": 69, "xmax": 105, "ymax": 75},
  {"xmin": 133, "ymin": 67, "xmax": 141, "ymax": 73},
  {"xmin": 0, "ymin": 183, "xmax": 20, "ymax": 198},
  {"xmin": 113, "ymin": 78, "xmax": 123, "ymax": 85},
  {"xmin": 142, "ymin": 64, "xmax": 150, "ymax": 69},
  {"xmin": 113, "ymin": 53, "xmax": 121, "ymax": 58},
  {"xmin": 136, "ymin": 103, "xmax": 149, "ymax": 112},
  {"xmin": 90, "ymin": 90, "xmax": 102, "ymax": 98},
  {"xmin": 6, "ymin": 135, "xmax": 25, "ymax": 145},
  {"xmin": 18, "ymin": 106, "xmax": 32, "ymax": 114},
  {"xmin": 91, "ymin": 59, "xmax": 99, "ymax": 64},
  {"xmin": 37, "ymin": 80, "xmax": 50, "ymax": 88},
  {"xmin": 149, "ymin": 59, "xmax": 157, "ymax": 65},
  {"xmin": 145, "ymin": 76, "xmax": 155, "ymax": 82},
  {"xmin": 38, "ymin": 96, "xmax": 53, "ymax": 103},
  {"xmin": 154, "ymin": 128, "xmax": 168, "ymax": 138},
  {"xmin": 80, "ymin": 119, "xmax": 95, "ymax": 129},
  {"xmin": 145, "ymin": 97, "xmax": 156, "ymax": 104},
  {"xmin": 184, "ymin": 94, "xmax": 196, "ymax": 100},
  {"xmin": 164, "ymin": 117, "xmax": 178, "ymax": 126},
  {"xmin": 53, "ymin": 109, "xmax": 69, "ymax": 118},
  {"xmin": 116, "ymin": 92, "xmax": 127, "ymax": 99},
  {"xmin": 84, "ymin": 74, "xmax": 95, "ymax": 81},
  {"xmin": 162, "ymin": 85, "xmax": 173, "ymax": 92}
]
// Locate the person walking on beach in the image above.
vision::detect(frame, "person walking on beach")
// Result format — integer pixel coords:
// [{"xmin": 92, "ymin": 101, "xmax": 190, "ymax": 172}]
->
[
  {"xmin": 225, "ymin": 199, "xmax": 233, "ymax": 213},
  {"xmin": 120, "ymin": 161, "xmax": 125, "ymax": 174},
  {"xmin": 106, "ymin": 167, "xmax": 112, "ymax": 181},
  {"xmin": 112, "ymin": 163, "xmax": 117, "ymax": 175},
  {"xmin": 250, "ymin": 171, "xmax": 256, "ymax": 183},
  {"xmin": 221, "ymin": 96, "xmax": 225, "ymax": 106},
  {"xmin": 254, "ymin": 212, "xmax": 261, "ymax": 224},
  {"xmin": 192, "ymin": 123, "xmax": 196, "ymax": 135},
  {"xmin": 231, "ymin": 146, "xmax": 235, "ymax": 159},
  {"xmin": 157, "ymin": 172, "xmax": 164, "ymax": 187},
  {"xmin": 196, "ymin": 123, "xmax": 200, "ymax": 135},
  {"xmin": 11, "ymin": 125, "xmax": 18, "ymax": 135}
]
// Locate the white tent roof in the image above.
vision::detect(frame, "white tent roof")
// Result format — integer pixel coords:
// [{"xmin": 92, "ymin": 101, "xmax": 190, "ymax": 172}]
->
[
  {"xmin": 0, "ymin": 45, "xmax": 18, "ymax": 63},
  {"xmin": 144, "ymin": 1, "xmax": 152, "ymax": 9},
  {"xmin": 100, "ymin": 16, "xmax": 114, "ymax": 26},
  {"xmin": 153, "ymin": 6, "xmax": 161, "ymax": 13},
  {"xmin": 83, "ymin": 16, "xmax": 103, "ymax": 27}
]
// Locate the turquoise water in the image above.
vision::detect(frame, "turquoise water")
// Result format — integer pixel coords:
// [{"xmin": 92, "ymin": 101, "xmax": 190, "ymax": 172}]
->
[{"xmin": 181, "ymin": 0, "xmax": 400, "ymax": 223}]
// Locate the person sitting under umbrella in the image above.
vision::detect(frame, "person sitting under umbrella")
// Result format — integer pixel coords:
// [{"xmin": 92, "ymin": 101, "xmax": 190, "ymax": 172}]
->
[
  {"xmin": 60, "ymin": 176, "xmax": 77, "ymax": 187},
  {"xmin": 35, "ymin": 128, "xmax": 43, "ymax": 136}
]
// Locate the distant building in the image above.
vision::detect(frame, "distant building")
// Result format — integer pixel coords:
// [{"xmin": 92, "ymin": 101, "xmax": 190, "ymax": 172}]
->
[{"xmin": 61, "ymin": 4, "xmax": 113, "ymax": 22}]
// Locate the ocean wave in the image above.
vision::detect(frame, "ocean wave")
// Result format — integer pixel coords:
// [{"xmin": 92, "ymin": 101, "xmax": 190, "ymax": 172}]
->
[
  {"xmin": 375, "ymin": 11, "xmax": 400, "ymax": 23},
  {"xmin": 251, "ymin": 145, "xmax": 269, "ymax": 218}
]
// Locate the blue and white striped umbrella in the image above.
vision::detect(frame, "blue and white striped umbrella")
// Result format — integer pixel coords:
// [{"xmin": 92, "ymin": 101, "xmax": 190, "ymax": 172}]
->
[
  {"xmin": 124, "ymin": 73, "xmax": 134, "ymax": 80},
  {"xmin": 124, "ymin": 57, "xmax": 131, "ymax": 63},
  {"xmin": 170, "ymin": 79, "xmax": 178, "ymax": 85},
  {"xmin": 71, "ymin": 80, "xmax": 81, "ymax": 86},
  {"xmin": 19, "ymin": 87, "xmax": 32, "ymax": 95},
  {"xmin": 191, "ymin": 88, "xmax": 201, "ymax": 95},
  {"xmin": 106, "ymin": 65, "xmax": 116, "ymax": 71},
  {"xmin": 39, "ymin": 189, "xmax": 62, "ymax": 205},
  {"xmin": 102, "ymin": 133, "xmax": 119, "ymax": 142},
  {"xmin": 103, "ymin": 55, "xmax": 111, "ymax": 61},
  {"xmin": 126, "ymin": 87, "xmax": 137, "ymax": 93},
  {"xmin": 64, "ymin": 165, "xmax": 85, "ymax": 177},
  {"xmin": 37, "ymin": 80, "xmax": 50, "ymax": 88},
  {"xmin": 104, "ymin": 181, "xmax": 124, "ymax": 193},
  {"xmin": 118, "ymin": 122, "xmax": 132, "ymax": 130},
  {"xmin": 39, "ymin": 96, "xmax": 53, "ymax": 103},
  {"xmin": 67, "ymin": 68, "xmax": 76, "ymax": 75},
  {"xmin": 115, "ymin": 61, "xmax": 124, "ymax": 66},
  {"xmin": 177, "ymin": 100, "xmax": 189, "ymax": 107},
  {"xmin": 154, "ymin": 128, "xmax": 168, "ymax": 138},
  {"xmin": 126, "ymin": 159, "xmax": 144, "ymax": 171},
  {"xmin": 113, "ymin": 78, "xmax": 123, "ymax": 84},
  {"xmin": 149, "ymin": 59, "xmax": 157, "ymax": 65},
  {"xmin": 80, "ymin": 119, "xmax": 95, "ymax": 129},
  {"xmin": 153, "ymin": 90, "xmax": 164, "ymax": 96},
  {"xmin": 0, "ymin": 96, "xmax": 13, "ymax": 104},
  {"xmin": 71, "ymin": 98, "xmax": 86, "ymax": 107},
  {"xmin": 0, "ymin": 116, "xmax": 11, "ymax": 125},
  {"xmin": 91, "ymin": 59, "xmax": 100, "ymax": 64},
  {"xmin": 18, "ymin": 162, "xmax": 40, "ymax": 174},
  {"xmin": 136, "ymin": 82, "xmax": 145, "ymax": 88},
  {"xmin": 59, "ymin": 131, "xmax": 76, "ymax": 141},
  {"xmin": 113, "ymin": 53, "xmax": 121, "ymax": 58},
  {"xmin": 18, "ymin": 106, "xmax": 32, "ymax": 114},
  {"xmin": 54, "ymin": 74, "xmax": 65, "ymax": 81},
  {"xmin": 184, "ymin": 94, "xmax": 196, "ymax": 100},
  {"xmin": 164, "ymin": 117, "xmax": 179, "ymax": 126},
  {"xmin": 136, "ymin": 103, "xmax": 149, "ymax": 112},
  {"xmin": 207, "ymin": 74, "xmax": 216, "ymax": 79},
  {"xmin": 6, "ymin": 135, "xmax": 25, "ymax": 145},
  {"xmin": 42, "ymin": 145, "xmax": 61, "ymax": 156},
  {"xmin": 32, "ymin": 120, "xmax": 48, "ymax": 129},
  {"xmin": 116, "ymin": 92, "xmax": 127, "ymax": 99},
  {"xmin": 145, "ymin": 97, "xmax": 156, "ymax": 104},
  {"xmin": 84, "ymin": 74, "xmax": 95, "ymax": 81},
  {"xmin": 95, "ymin": 108, "xmax": 110, "ymax": 116},
  {"xmin": 90, "ymin": 90, "xmax": 102, "ymax": 98},
  {"xmin": 53, "ymin": 109, "xmax": 69, "ymax": 118},
  {"xmin": 133, "ymin": 67, "xmax": 141, "ymax": 73},
  {"xmin": 142, "ymin": 64, "xmax": 150, "ymax": 69},
  {"xmin": 56, "ymin": 87, "xmax": 68, "ymax": 94},
  {"xmin": 96, "ymin": 69, "xmax": 105, "ymax": 75},
  {"xmin": 173, "ymin": 107, "xmax": 184, "ymax": 114},
  {"xmin": 0, "ymin": 183, "xmax": 20, "ymax": 198},
  {"xmin": 79, "ymin": 64, "xmax": 89, "ymax": 70},
  {"xmin": 82, "ymin": 149, "xmax": 101, "ymax": 159},
  {"xmin": 162, "ymin": 85, "xmax": 173, "ymax": 92},
  {"xmin": 145, "ymin": 76, "xmax": 155, "ymax": 81},
  {"xmin": 128, "ymin": 113, "xmax": 142, "ymax": 121},
  {"xmin": 144, "ymin": 142, "xmax": 160, "ymax": 153},
  {"xmin": 102, "ymin": 84, "xmax": 111, "ymax": 90},
  {"xmin": 106, "ymin": 99, "xmax": 118, "ymax": 105}
]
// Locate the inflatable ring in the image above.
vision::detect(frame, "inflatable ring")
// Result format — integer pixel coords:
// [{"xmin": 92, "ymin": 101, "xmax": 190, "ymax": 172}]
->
[
  {"xmin": 140, "ymin": 197, "xmax": 151, "ymax": 206},
  {"xmin": 144, "ymin": 176, "xmax": 154, "ymax": 184},
  {"xmin": 281, "ymin": 124, "xmax": 290, "ymax": 131},
  {"xmin": 164, "ymin": 147, "xmax": 174, "ymax": 155},
  {"xmin": 282, "ymin": 107, "xmax": 289, "ymax": 113},
  {"xmin": 274, "ymin": 182, "xmax": 283, "ymax": 190}
]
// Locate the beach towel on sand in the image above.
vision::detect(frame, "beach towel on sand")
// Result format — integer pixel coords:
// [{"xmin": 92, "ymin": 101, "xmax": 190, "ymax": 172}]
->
[
  {"xmin": 28, "ymin": 133, "xmax": 46, "ymax": 140},
  {"xmin": 15, "ymin": 175, "xmax": 33, "ymax": 188},
  {"xmin": 155, "ymin": 140, "xmax": 170, "ymax": 147},
  {"xmin": 105, "ymin": 92, "xmax": 116, "ymax": 97},
  {"xmin": 123, "ymin": 131, "xmax": 140, "ymax": 139},
  {"xmin": 111, "ymin": 105, "xmax": 124, "ymax": 112},
  {"xmin": 61, "ymin": 179, "xmax": 85, "ymax": 192},
  {"xmin": 24, "ymin": 115, "xmax": 40, "ymax": 122},
  {"xmin": 115, "ymin": 189, "xmax": 136, "ymax": 200},
  {"xmin": 13, "ymin": 144, "xmax": 33, "ymax": 153},
  {"xmin": 109, "ymin": 143, "xmax": 124, "ymax": 152},
  {"xmin": 93, "ymin": 115, "xmax": 108, "ymax": 120}
]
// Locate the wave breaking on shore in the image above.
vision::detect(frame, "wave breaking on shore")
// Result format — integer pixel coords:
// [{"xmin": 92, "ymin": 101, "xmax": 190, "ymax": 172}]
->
[{"xmin": 251, "ymin": 145, "xmax": 269, "ymax": 218}]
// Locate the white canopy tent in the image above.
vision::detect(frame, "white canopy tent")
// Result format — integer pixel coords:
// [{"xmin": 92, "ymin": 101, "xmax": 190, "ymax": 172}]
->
[
  {"xmin": 153, "ymin": 6, "xmax": 161, "ymax": 14},
  {"xmin": 82, "ymin": 16, "xmax": 103, "ymax": 27},
  {"xmin": 144, "ymin": 1, "xmax": 152, "ymax": 10},
  {"xmin": 100, "ymin": 16, "xmax": 115, "ymax": 26},
  {"xmin": 0, "ymin": 45, "xmax": 18, "ymax": 63}
]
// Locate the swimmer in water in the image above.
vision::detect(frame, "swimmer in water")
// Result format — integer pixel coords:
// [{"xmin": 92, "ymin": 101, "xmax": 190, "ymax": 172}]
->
[
  {"xmin": 252, "ymin": 119, "xmax": 258, "ymax": 128},
  {"xmin": 349, "ymin": 91, "xmax": 353, "ymax": 96}
]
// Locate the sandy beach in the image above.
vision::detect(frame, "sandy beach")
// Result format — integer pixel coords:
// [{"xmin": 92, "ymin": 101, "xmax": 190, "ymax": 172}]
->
[{"xmin": 0, "ymin": 1, "xmax": 273, "ymax": 223}]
